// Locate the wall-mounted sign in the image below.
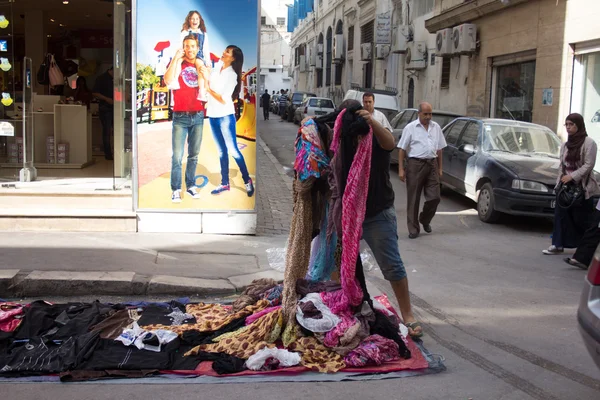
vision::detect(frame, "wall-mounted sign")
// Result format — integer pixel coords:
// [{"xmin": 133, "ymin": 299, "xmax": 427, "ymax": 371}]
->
[
  {"xmin": 542, "ymin": 88, "xmax": 553, "ymax": 106},
  {"xmin": 80, "ymin": 30, "xmax": 113, "ymax": 49},
  {"xmin": 375, "ymin": 11, "xmax": 392, "ymax": 44}
]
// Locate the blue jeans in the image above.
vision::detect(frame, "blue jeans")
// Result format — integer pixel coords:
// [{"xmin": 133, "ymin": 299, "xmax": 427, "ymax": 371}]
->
[
  {"xmin": 171, "ymin": 112, "xmax": 204, "ymax": 191},
  {"xmin": 362, "ymin": 207, "xmax": 407, "ymax": 281},
  {"xmin": 209, "ymin": 114, "xmax": 250, "ymax": 186}
]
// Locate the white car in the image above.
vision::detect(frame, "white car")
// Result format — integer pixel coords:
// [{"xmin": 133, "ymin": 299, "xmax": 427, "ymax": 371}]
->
[
  {"xmin": 343, "ymin": 89, "xmax": 400, "ymax": 121},
  {"xmin": 294, "ymin": 97, "xmax": 336, "ymax": 124}
]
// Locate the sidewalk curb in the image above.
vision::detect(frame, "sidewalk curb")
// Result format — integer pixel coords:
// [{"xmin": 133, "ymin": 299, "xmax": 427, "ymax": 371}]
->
[
  {"xmin": 5, "ymin": 269, "xmax": 285, "ymax": 298},
  {"xmin": 258, "ymin": 137, "xmax": 294, "ymax": 193}
]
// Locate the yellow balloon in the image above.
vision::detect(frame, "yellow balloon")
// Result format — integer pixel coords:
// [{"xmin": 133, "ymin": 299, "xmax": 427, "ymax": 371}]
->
[
  {"xmin": 1, "ymin": 96, "xmax": 13, "ymax": 107},
  {"xmin": 0, "ymin": 17, "xmax": 9, "ymax": 29}
]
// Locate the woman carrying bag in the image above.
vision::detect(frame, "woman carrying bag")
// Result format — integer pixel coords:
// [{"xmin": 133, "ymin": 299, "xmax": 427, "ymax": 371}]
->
[{"xmin": 543, "ymin": 113, "xmax": 600, "ymax": 255}]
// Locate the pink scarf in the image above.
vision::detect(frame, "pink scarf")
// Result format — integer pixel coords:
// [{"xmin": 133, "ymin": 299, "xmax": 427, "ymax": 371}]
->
[{"xmin": 330, "ymin": 109, "xmax": 373, "ymax": 308}]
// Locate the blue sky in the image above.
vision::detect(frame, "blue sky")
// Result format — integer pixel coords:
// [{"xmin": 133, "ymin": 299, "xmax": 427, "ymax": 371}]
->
[{"xmin": 137, "ymin": 0, "xmax": 259, "ymax": 70}]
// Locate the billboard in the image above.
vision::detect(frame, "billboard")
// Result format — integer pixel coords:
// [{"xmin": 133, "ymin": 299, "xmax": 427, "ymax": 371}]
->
[{"xmin": 136, "ymin": 0, "xmax": 258, "ymax": 211}]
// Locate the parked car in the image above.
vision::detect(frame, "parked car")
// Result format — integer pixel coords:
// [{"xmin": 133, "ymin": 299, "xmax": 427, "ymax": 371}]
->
[
  {"xmin": 294, "ymin": 97, "xmax": 336, "ymax": 124},
  {"xmin": 343, "ymin": 89, "xmax": 400, "ymax": 121},
  {"xmin": 389, "ymin": 108, "xmax": 463, "ymax": 164},
  {"xmin": 286, "ymin": 91, "xmax": 316, "ymax": 122},
  {"xmin": 270, "ymin": 94, "xmax": 280, "ymax": 114},
  {"xmin": 439, "ymin": 117, "xmax": 564, "ymax": 223},
  {"xmin": 578, "ymin": 244, "xmax": 600, "ymax": 369}
]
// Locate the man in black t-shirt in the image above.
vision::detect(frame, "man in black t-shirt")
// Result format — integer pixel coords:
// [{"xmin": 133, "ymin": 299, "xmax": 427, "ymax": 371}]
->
[
  {"xmin": 260, "ymin": 89, "xmax": 271, "ymax": 120},
  {"xmin": 356, "ymin": 92, "xmax": 423, "ymax": 338}
]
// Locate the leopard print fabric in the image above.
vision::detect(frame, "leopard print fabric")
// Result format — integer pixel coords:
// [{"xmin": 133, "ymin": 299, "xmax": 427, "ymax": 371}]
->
[
  {"xmin": 141, "ymin": 300, "xmax": 270, "ymax": 335},
  {"xmin": 288, "ymin": 336, "xmax": 346, "ymax": 373},
  {"xmin": 184, "ymin": 308, "xmax": 282, "ymax": 359}
]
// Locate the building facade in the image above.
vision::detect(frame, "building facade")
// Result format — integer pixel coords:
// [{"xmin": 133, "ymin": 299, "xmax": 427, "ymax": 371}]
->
[
  {"xmin": 260, "ymin": 0, "xmax": 293, "ymax": 93},
  {"xmin": 426, "ymin": 0, "xmax": 600, "ymax": 147}
]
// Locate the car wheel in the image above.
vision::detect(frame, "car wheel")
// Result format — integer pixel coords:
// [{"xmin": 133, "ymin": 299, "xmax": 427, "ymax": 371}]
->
[{"xmin": 477, "ymin": 183, "xmax": 500, "ymax": 223}]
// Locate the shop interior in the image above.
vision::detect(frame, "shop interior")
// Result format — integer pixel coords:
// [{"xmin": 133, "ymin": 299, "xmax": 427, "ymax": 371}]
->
[{"xmin": 0, "ymin": 0, "xmax": 132, "ymax": 190}]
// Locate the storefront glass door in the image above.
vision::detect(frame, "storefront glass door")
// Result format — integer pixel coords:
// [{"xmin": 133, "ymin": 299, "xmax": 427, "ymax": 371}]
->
[
  {"xmin": 113, "ymin": 0, "xmax": 133, "ymax": 189},
  {"xmin": 572, "ymin": 50, "xmax": 600, "ymax": 171}
]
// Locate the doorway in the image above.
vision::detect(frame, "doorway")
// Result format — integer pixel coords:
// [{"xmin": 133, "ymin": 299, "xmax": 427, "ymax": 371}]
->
[{"xmin": 407, "ymin": 78, "xmax": 415, "ymax": 108}]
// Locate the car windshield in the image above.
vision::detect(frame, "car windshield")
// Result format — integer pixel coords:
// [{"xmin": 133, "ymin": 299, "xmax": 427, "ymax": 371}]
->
[
  {"xmin": 432, "ymin": 114, "xmax": 459, "ymax": 129},
  {"xmin": 373, "ymin": 94, "xmax": 398, "ymax": 111},
  {"xmin": 483, "ymin": 123, "xmax": 561, "ymax": 157},
  {"xmin": 376, "ymin": 108, "xmax": 398, "ymax": 122},
  {"xmin": 292, "ymin": 93, "xmax": 316, "ymax": 103},
  {"xmin": 309, "ymin": 99, "xmax": 334, "ymax": 108}
]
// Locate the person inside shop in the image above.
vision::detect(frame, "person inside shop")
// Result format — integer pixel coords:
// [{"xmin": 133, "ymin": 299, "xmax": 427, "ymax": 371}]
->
[
  {"xmin": 74, "ymin": 76, "xmax": 93, "ymax": 109},
  {"xmin": 164, "ymin": 34, "xmax": 205, "ymax": 203},
  {"xmin": 92, "ymin": 66, "xmax": 114, "ymax": 161},
  {"xmin": 198, "ymin": 45, "xmax": 254, "ymax": 198},
  {"xmin": 543, "ymin": 113, "xmax": 600, "ymax": 255}
]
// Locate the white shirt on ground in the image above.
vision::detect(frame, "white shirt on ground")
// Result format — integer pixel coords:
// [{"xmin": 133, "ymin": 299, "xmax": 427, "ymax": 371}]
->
[
  {"xmin": 397, "ymin": 119, "xmax": 447, "ymax": 159},
  {"xmin": 372, "ymin": 109, "xmax": 393, "ymax": 132},
  {"xmin": 207, "ymin": 62, "xmax": 237, "ymax": 118}
]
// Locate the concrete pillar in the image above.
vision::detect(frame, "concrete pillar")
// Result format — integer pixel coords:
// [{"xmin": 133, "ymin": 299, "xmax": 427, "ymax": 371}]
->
[{"xmin": 25, "ymin": 10, "xmax": 47, "ymax": 95}]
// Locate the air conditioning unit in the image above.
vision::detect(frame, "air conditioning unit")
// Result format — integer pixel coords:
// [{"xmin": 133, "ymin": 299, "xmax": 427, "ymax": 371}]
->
[
  {"xmin": 317, "ymin": 43, "xmax": 324, "ymax": 55},
  {"xmin": 315, "ymin": 55, "xmax": 323, "ymax": 69},
  {"xmin": 392, "ymin": 25, "xmax": 410, "ymax": 54},
  {"xmin": 436, "ymin": 28, "xmax": 453, "ymax": 57},
  {"xmin": 333, "ymin": 34, "xmax": 344, "ymax": 63},
  {"xmin": 375, "ymin": 44, "xmax": 391, "ymax": 60},
  {"xmin": 452, "ymin": 23, "xmax": 476, "ymax": 54},
  {"xmin": 299, "ymin": 55, "xmax": 307, "ymax": 72},
  {"xmin": 360, "ymin": 43, "xmax": 372, "ymax": 61},
  {"xmin": 405, "ymin": 41, "xmax": 427, "ymax": 70}
]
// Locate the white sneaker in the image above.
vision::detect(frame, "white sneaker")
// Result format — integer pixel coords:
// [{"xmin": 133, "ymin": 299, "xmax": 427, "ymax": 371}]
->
[
  {"xmin": 171, "ymin": 190, "xmax": 182, "ymax": 203},
  {"xmin": 542, "ymin": 245, "xmax": 564, "ymax": 255},
  {"xmin": 186, "ymin": 186, "xmax": 201, "ymax": 199}
]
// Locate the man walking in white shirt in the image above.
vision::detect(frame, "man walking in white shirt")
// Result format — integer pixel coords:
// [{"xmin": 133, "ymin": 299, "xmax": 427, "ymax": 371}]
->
[{"xmin": 397, "ymin": 102, "xmax": 447, "ymax": 239}]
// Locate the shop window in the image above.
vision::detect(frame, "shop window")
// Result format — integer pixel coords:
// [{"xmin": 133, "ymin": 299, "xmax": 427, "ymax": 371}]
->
[
  {"xmin": 440, "ymin": 57, "xmax": 451, "ymax": 89},
  {"xmin": 572, "ymin": 50, "xmax": 600, "ymax": 171},
  {"xmin": 492, "ymin": 60, "xmax": 536, "ymax": 123}
]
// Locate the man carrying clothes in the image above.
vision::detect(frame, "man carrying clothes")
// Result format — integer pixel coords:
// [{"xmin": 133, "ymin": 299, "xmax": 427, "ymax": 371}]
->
[
  {"xmin": 92, "ymin": 66, "xmax": 114, "ymax": 160},
  {"xmin": 398, "ymin": 102, "xmax": 447, "ymax": 239},
  {"xmin": 260, "ymin": 89, "xmax": 271, "ymax": 120},
  {"xmin": 164, "ymin": 34, "xmax": 205, "ymax": 203},
  {"xmin": 358, "ymin": 92, "xmax": 423, "ymax": 338}
]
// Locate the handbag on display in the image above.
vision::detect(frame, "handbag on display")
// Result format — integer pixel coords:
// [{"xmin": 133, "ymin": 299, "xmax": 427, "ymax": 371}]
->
[
  {"xmin": 48, "ymin": 54, "xmax": 65, "ymax": 87},
  {"xmin": 37, "ymin": 54, "xmax": 50, "ymax": 85}
]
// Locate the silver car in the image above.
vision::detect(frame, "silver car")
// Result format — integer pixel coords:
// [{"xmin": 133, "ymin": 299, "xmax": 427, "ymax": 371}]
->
[
  {"xmin": 578, "ymin": 244, "xmax": 600, "ymax": 369},
  {"xmin": 294, "ymin": 97, "xmax": 336, "ymax": 124}
]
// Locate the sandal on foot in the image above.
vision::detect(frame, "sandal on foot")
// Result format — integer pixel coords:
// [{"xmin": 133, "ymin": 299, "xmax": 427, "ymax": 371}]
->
[
  {"xmin": 564, "ymin": 257, "xmax": 588, "ymax": 270},
  {"xmin": 406, "ymin": 321, "xmax": 424, "ymax": 338}
]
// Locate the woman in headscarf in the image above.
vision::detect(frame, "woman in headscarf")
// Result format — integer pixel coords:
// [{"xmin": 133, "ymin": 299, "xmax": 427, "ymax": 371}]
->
[{"xmin": 543, "ymin": 113, "xmax": 600, "ymax": 255}]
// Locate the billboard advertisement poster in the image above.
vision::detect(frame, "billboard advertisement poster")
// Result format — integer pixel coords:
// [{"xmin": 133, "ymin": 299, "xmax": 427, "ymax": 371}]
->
[{"xmin": 136, "ymin": 0, "xmax": 259, "ymax": 211}]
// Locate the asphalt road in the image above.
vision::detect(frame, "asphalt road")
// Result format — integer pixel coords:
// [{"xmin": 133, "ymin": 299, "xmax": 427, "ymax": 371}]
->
[{"xmin": 3, "ymin": 116, "xmax": 599, "ymax": 400}]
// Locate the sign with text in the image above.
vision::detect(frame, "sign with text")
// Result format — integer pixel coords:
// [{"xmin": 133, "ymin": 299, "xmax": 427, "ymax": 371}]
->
[
  {"xmin": 80, "ymin": 30, "xmax": 114, "ymax": 49},
  {"xmin": 376, "ymin": 11, "xmax": 392, "ymax": 44}
]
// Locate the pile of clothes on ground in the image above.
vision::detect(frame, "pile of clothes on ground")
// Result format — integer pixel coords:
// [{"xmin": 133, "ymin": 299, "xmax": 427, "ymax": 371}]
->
[{"xmin": 0, "ymin": 106, "xmax": 435, "ymax": 381}]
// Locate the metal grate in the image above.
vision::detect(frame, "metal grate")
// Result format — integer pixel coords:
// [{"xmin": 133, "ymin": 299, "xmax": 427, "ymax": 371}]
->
[
  {"xmin": 348, "ymin": 26, "xmax": 355, "ymax": 51},
  {"xmin": 361, "ymin": 20, "xmax": 374, "ymax": 44},
  {"xmin": 440, "ymin": 57, "xmax": 451, "ymax": 89}
]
